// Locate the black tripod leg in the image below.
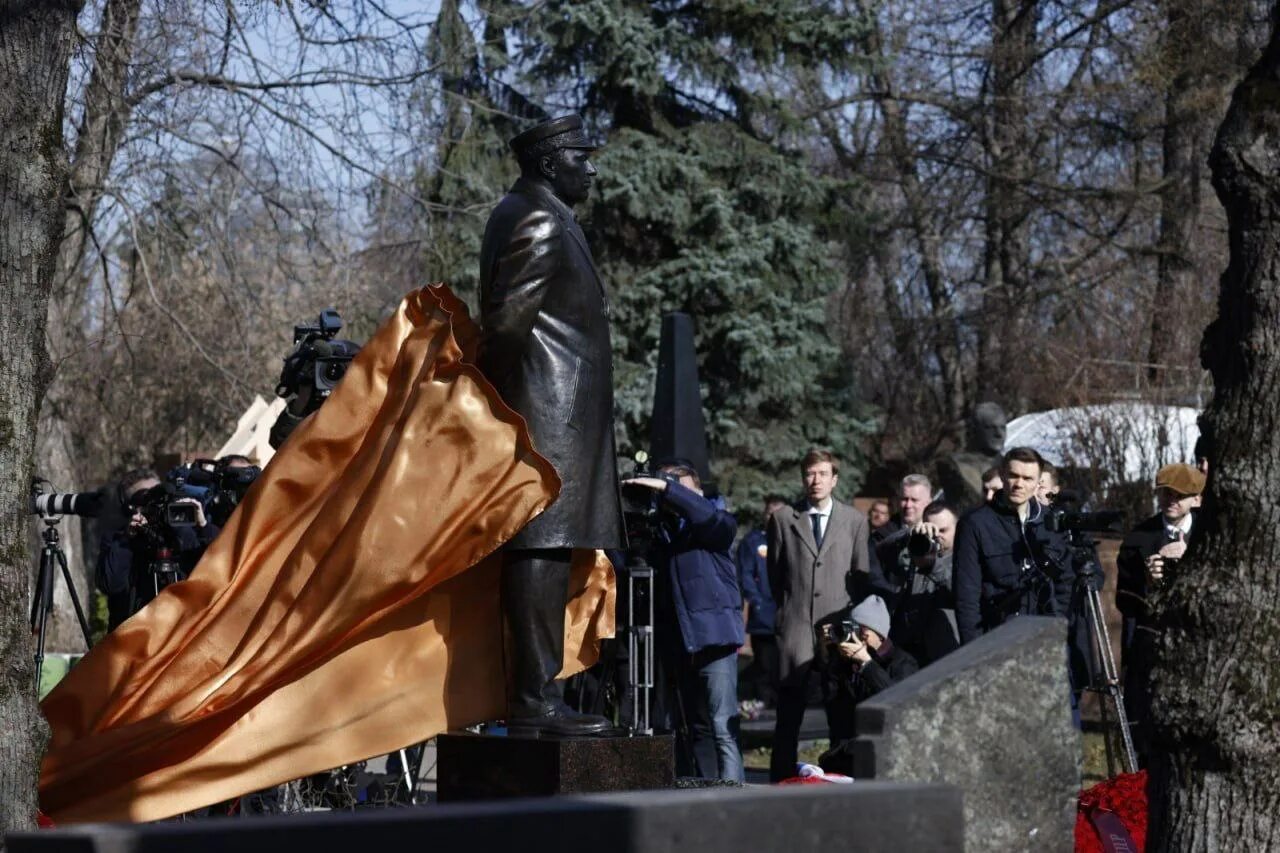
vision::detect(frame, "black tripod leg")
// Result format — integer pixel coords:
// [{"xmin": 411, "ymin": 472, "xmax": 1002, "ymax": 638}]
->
[
  {"xmin": 55, "ymin": 546, "xmax": 92, "ymax": 649},
  {"xmin": 1094, "ymin": 669, "xmax": 1119, "ymax": 778},
  {"xmin": 1080, "ymin": 593, "xmax": 1119, "ymax": 777},
  {"xmin": 29, "ymin": 554, "xmax": 42, "ymax": 628},
  {"xmin": 32, "ymin": 549, "xmax": 54, "ymax": 693},
  {"xmin": 1084, "ymin": 585, "xmax": 1138, "ymax": 773}
]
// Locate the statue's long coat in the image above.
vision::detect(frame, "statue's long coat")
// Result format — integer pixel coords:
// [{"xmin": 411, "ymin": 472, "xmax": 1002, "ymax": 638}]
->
[{"xmin": 478, "ymin": 177, "xmax": 625, "ymax": 550}]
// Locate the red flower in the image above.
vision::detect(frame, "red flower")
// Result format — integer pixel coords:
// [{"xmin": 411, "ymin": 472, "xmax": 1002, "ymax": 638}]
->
[{"xmin": 1076, "ymin": 770, "xmax": 1147, "ymax": 852}]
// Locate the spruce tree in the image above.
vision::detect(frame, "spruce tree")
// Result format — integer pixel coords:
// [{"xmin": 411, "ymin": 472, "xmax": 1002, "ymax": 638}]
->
[{"xmin": 404, "ymin": 0, "xmax": 877, "ymax": 511}]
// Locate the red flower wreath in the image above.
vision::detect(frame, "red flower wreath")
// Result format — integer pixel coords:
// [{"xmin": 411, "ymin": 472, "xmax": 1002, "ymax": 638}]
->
[{"xmin": 1076, "ymin": 770, "xmax": 1147, "ymax": 852}]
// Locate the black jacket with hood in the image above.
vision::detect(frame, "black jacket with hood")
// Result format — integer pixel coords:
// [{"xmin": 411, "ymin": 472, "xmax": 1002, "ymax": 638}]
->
[{"xmin": 953, "ymin": 494, "xmax": 1074, "ymax": 644}]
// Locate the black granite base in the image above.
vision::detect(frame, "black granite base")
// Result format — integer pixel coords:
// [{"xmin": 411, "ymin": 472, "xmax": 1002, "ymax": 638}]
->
[
  {"xmin": 436, "ymin": 731, "xmax": 674, "ymax": 802},
  {"xmin": 11, "ymin": 783, "xmax": 965, "ymax": 853}
]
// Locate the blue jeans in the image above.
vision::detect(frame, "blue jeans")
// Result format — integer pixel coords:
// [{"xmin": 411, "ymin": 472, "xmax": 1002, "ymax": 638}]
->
[{"xmin": 681, "ymin": 646, "xmax": 744, "ymax": 782}]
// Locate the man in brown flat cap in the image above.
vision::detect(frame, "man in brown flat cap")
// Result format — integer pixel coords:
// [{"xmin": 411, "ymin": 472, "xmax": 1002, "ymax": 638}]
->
[{"xmin": 1115, "ymin": 462, "xmax": 1205, "ymax": 763}]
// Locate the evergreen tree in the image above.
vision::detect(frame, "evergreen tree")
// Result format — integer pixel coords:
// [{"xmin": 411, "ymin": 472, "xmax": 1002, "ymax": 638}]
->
[{"xmin": 400, "ymin": 0, "xmax": 878, "ymax": 512}]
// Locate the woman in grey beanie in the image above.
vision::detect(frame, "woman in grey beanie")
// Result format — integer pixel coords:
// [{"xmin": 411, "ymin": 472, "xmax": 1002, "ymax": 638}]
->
[{"xmin": 818, "ymin": 594, "xmax": 920, "ymax": 776}]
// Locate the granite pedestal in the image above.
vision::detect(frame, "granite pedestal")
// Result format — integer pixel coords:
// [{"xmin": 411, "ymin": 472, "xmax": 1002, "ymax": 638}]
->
[{"xmin": 436, "ymin": 731, "xmax": 674, "ymax": 801}]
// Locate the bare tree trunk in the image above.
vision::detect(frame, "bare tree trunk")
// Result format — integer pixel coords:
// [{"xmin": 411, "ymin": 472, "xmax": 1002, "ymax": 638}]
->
[
  {"xmin": 1146, "ymin": 74, "xmax": 1200, "ymax": 380},
  {"xmin": 865, "ymin": 18, "xmax": 967, "ymax": 448},
  {"xmin": 1147, "ymin": 0, "xmax": 1221, "ymax": 383},
  {"xmin": 1147, "ymin": 11, "xmax": 1280, "ymax": 849},
  {"xmin": 0, "ymin": 0, "xmax": 84, "ymax": 840},
  {"xmin": 980, "ymin": 0, "xmax": 1037, "ymax": 409},
  {"xmin": 37, "ymin": 0, "xmax": 144, "ymax": 652}
]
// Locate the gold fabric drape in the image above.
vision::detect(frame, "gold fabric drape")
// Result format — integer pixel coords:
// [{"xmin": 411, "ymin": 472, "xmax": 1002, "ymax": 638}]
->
[{"xmin": 39, "ymin": 284, "xmax": 615, "ymax": 824}]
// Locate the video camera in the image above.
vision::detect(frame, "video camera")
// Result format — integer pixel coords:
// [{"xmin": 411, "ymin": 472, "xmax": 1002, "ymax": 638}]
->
[
  {"xmin": 271, "ymin": 309, "xmax": 361, "ymax": 448},
  {"xmin": 1043, "ymin": 490, "xmax": 1125, "ymax": 535},
  {"xmin": 619, "ymin": 452, "xmax": 680, "ymax": 552},
  {"xmin": 168, "ymin": 457, "xmax": 262, "ymax": 527},
  {"xmin": 275, "ymin": 309, "xmax": 360, "ymax": 406},
  {"xmin": 128, "ymin": 481, "xmax": 200, "ymax": 530},
  {"xmin": 30, "ymin": 479, "xmax": 103, "ymax": 518}
]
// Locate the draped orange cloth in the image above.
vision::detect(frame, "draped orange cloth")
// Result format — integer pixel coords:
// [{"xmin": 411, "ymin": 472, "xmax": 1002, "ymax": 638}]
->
[{"xmin": 38, "ymin": 284, "xmax": 615, "ymax": 823}]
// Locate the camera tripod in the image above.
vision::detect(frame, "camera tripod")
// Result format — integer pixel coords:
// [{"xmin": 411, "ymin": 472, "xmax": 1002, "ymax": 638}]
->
[
  {"xmin": 571, "ymin": 558, "xmax": 658, "ymax": 733},
  {"xmin": 30, "ymin": 514, "xmax": 93, "ymax": 694},
  {"xmin": 1068, "ymin": 540, "xmax": 1138, "ymax": 775},
  {"xmin": 568, "ymin": 556, "xmax": 704, "ymax": 771},
  {"xmin": 625, "ymin": 560, "xmax": 656, "ymax": 735}
]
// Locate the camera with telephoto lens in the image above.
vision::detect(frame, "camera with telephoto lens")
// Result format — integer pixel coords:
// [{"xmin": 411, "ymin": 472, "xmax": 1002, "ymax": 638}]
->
[
  {"xmin": 29, "ymin": 478, "xmax": 104, "ymax": 518},
  {"xmin": 619, "ymin": 451, "xmax": 681, "ymax": 552}
]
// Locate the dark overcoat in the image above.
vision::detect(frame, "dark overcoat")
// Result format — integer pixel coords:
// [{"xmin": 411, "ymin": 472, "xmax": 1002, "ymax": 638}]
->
[
  {"xmin": 1115, "ymin": 512, "xmax": 1176, "ymax": 638},
  {"xmin": 477, "ymin": 177, "xmax": 624, "ymax": 550}
]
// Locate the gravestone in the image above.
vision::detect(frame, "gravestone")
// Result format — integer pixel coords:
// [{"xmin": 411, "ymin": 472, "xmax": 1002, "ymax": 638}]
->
[{"xmin": 852, "ymin": 616, "xmax": 1081, "ymax": 852}]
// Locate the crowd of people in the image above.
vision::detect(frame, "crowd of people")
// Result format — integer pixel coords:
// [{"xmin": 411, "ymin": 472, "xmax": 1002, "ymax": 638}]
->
[
  {"xmin": 94, "ymin": 455, "xmax": 261, "ymax": 630},
  {"xmin": 94, "ymin": 436, "xmax": 1209, "ymax": 785},
  {"xmin": 630, "ymin": 438, "xmax": 1212, "ymax": 783}
]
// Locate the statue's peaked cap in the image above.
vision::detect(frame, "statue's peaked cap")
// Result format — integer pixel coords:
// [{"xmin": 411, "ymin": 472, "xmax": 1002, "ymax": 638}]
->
[{"xmin": 509, "ymin": 114, "xmax": 600, "ymax": 158}]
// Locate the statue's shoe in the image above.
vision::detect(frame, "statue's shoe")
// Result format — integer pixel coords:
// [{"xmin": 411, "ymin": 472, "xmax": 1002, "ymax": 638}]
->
[{"xmin": 506, "ymin": 706, "xmax": 613, "ymax": 738}]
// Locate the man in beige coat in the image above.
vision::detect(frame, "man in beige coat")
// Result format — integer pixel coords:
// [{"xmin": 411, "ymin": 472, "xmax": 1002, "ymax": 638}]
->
[{"xmin": 766, "ymin": 449, "xmax": 870, "ymax": 781}]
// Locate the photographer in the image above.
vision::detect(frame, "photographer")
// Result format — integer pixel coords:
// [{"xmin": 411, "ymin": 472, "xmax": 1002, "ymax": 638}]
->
[
  {"xmin": 872, "ymin": 500, "xmax": 960, "ymax": 665},
  {"xmin": 96, "ymin": 468, "xmax": 220, "ymax": 630},
  {"xmin": 1115, "ymin": 463, "xmax": 1203, "ymax": 763},
  {"xmin": 873, "ymin": 474, "xmax": 932, "ymax": 573},
  {"xmin": 1037, "ymin": 462, "xmax": 1059, "ymax": 506},
  {"xmin": 953, "ymin": 447, "xmax": 1074, "ymax": 644},
  {"xmin": 624, "ymin": 462, "xmax": 744, "ymax": 782},
  {"xmin": 817, "ymin": 594, "xmax": 919, "ymax": 775},
  {"xmin": 207, "ymin": 455, "xmax": 262, "ymax": 527}
]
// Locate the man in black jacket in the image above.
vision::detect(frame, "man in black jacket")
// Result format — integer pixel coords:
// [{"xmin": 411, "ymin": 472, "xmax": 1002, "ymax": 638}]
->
[
  {"xmin": 872, "ymin": 500, "xmax": 960, "ymax": 665},
  {"xmin": 96, "ymin": 469, "xmax": 219, "ymax": 630},
  {"xmin": 872, "ymin": 473, "xmax": 932, "ymax": 574},
  {"xmin": 1115, "ymin": 462, "xmax": 1204, "ymax": 762},
  {"xmin": 953, "ymin": 447, "xmax": 1074, "ymax": 644}
]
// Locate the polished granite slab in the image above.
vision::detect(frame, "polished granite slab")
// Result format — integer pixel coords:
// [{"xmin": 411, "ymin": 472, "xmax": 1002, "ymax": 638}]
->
[{"xmin": 436, "ymin": 730, "xmax": 674, "ymax": 802}]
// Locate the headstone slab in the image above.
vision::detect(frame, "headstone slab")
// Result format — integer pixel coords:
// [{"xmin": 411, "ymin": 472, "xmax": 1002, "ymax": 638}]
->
[
  {"xmin": 436, "ymin": 731, "xmax": 675, "ymax": 801},
  {"xmin": 11, "ymin": 783, "xmax": 964, "ymax": 853},
  {"xmin": 853, "ymin": 615, "xmax": 1081, "ymax": 852}
]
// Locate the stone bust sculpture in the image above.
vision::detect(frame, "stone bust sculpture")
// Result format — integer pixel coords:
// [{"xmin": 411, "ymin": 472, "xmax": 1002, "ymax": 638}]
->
[
  {"xmin": 936, "ymin": 402, "xmax": 1008, "ymax": 511},
  {"xmin": 476, "ymin": 114, "xmax": 624, "ymax": 737}
]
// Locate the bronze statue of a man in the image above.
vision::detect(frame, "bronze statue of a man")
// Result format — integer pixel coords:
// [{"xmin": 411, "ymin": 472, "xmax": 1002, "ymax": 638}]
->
[
  {"xmin": 477, "ymin": 115, "xmax": 624, "ymax": 737},
  {"xmin": 935, "ymin": 401, "xmax": 1008, "ymax": 511}
]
